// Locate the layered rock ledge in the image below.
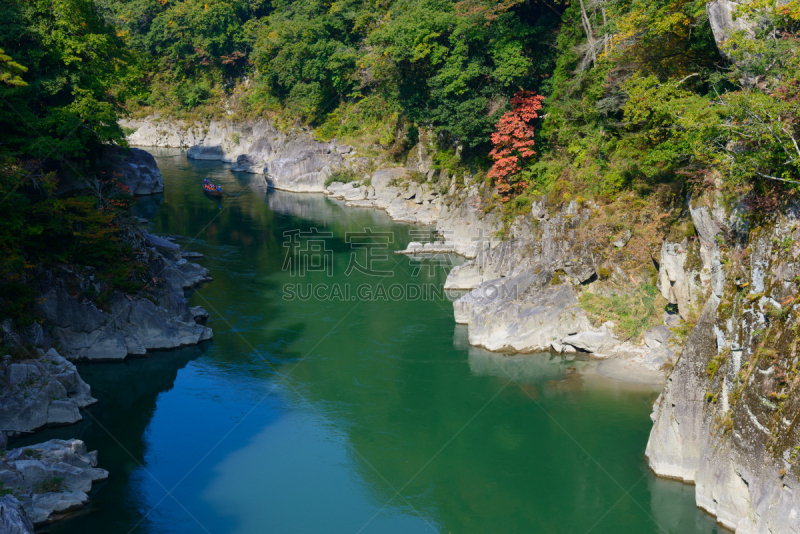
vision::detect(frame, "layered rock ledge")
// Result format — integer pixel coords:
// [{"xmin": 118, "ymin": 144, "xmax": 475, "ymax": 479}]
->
[
  {"xmin": 34, "ymin": 232, "xmax": 212, "ymax": 361},
  {"xmin": 0, "ymin": 439, "xmax": 108, "ymax": 526},
  {"xmin": 0, "ymin": 348, "xmax": 95, "ymax": 437}
]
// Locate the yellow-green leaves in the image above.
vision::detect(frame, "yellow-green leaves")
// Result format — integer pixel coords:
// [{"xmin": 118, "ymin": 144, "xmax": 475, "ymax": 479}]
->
[{"xmin": 0, "ymin": 48, "xmax": 28, "ymax": 87}]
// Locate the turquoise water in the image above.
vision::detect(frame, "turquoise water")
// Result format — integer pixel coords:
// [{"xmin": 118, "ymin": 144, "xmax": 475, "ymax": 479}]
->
[{"xmin": 22, "ymin": 148, "xmax": 719, "ymax": 533}]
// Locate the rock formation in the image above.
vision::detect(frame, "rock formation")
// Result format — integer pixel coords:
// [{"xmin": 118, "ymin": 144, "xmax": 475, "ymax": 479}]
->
[
  {"xmin": 114, "ymin": 148, "xmax": 165, "ymax": 195},
  {"xmin": 0, "ymin": 439, "xmax": 108, "ymax": 525},
  {"xmin": 123, "ymin": 116, "xmax": 344, "ymax": 192},
  {"xmin": 0, "ymin": 348, "xmax": 95, "ymax": 437},
  {"xmin": 34, "ymin": 234, "xmax": 212, "ymax": 361},
  {"xmin": 647, "ymin": 197, "xmax": 800, "ymax": 533},
  {"xmin": 0, "ymin": 496, "xmax": 34, "ymax": 534}
]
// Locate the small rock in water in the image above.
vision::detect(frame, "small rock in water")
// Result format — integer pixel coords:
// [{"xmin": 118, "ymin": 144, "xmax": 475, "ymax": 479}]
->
[
  {"xmin": 182, "ymin": 251, "xmax": 204, "ymax": 260},
  {"xmin": 191, "ymin": 306, "xmax": 209, "ymax": 325}
]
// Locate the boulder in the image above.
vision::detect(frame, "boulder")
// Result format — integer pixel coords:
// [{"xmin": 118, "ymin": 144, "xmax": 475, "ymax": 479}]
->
[
  {"xmin": 561, "ymin": 332, "xmax": 619, "ymax": 356},
  {"xmin": 144, "ymin": 233, "xmax": 181, "ymax": 261},
  {"xmin": 644, "ymin": 325, "xmax": 673, "ymax": 349},
  {"xmin": 613, "ymin": 229, "xmax": 632, "ymax": 248},
  {"xmin": 455, "ymin": 270, "xmax": 591, "ymax": 353},
  {"xmin": 707, "ymin": 0, "xmax": 756, "ymax": 58},
  {"xmin": 190, "ymin": 306, "xmax": 209, "ymax": 325},
  {"xmin": 443, "ymin": 261, "xmax": 484, "ymax": 290},
  {"xmin": 115, "ymin": 148, "xmax": 164, "ymax": 196}
]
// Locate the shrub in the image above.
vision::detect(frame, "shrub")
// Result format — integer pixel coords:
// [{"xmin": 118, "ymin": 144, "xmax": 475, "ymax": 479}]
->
[
  {"xmin": 579, "ymin": 283, "xmax": 664, "ymax": 341},
  {"xmin": 33, "ymin": 477, "xmax": 64, "ymax": 494},
  {"xmin": 324, "ymin": 169, "xmax": 360, "ymax": 187}
]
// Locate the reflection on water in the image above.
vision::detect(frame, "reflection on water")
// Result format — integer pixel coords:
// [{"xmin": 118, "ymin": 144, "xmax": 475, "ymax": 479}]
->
[{"xmin": 38, "ymin": 148, "xmax": 719, "ymax": 534}]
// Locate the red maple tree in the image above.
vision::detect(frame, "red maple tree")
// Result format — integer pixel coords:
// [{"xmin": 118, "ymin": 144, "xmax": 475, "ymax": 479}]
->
[{"xmin": 488, "ymin": 91, "xmax": 545, "ymax": 199}]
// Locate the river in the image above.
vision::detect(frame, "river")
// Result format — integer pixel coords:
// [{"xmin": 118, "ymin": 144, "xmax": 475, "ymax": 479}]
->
[{"xmin": 23, "ymin": 148, "xmax": 720, "ymax": 533}]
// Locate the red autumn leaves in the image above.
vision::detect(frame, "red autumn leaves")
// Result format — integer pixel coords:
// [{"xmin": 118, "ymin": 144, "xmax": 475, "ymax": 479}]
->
[{"xmin": 488, "ymin": 90, "xmax": 544, "ymax": 198}]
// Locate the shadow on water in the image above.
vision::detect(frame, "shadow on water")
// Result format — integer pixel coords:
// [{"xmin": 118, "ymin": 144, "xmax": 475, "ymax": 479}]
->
[{"xmin": 14, "ymin": 345, "xmax": 207, "ymax": 530}]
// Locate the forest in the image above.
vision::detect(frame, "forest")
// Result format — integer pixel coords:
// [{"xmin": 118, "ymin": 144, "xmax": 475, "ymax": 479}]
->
[{"xmin": 0, "ymin": 0, "xmax": 799, "ymax": 320}]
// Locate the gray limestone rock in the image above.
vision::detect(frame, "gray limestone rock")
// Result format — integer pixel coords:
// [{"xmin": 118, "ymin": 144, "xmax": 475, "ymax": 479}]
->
[
  {"xmin": 443, "ymin": 261, "xmax": 483, "ymax": 290},
  {"xmin": 707, "ymin": 0, "xmax": 755, "ymax": 58},
  {"xmin": 644, "ymin": 325, "xmax": 673, "ymax": 349},
  {"xmin": 646, "ymin": 294, "xmax": 720, "ymax": 482},
  {"xmin": 613, "ymin": 229, "xmax": 632, "ymax": 248},
  {"xmin": 455, "ymin": 270, "xmax": 591, "ymax": 353},
  {"xmin": 0, "ymin": 496, "xmax": 33, "ymax": 534},
  {"xmin": 35, "ymin": 241, "xmax": 212, "ymax": 361},
  {"xmin": 115, "ymin": 148, "xmax": 164, "ymax": 196},
  {"xmin": 1, "ymin": 439, "xmax": 107, "ymax": 526},
  {"xmin": 561, "ymin": 331, "xmax": 619, "ymax": 356},
  {"xmin": 0, "ymin": 349, "xmax": 96, "ymax": 437},
  {"xmin": 144, "ymin": 233, "xmax": 181, "ymax": 261}
]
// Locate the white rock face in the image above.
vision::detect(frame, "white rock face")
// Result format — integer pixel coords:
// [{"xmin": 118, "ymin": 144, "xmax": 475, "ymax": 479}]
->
[
  {"xmin": 444, "ymin": 262, "xmax": 484, "ymax": 289},
  {"xmin": 0, "ymin": 349, "xmax": 96, "ymax": 436},
  {"xmin": 125, "ymin": 117, "xmax": 344, "ymax": 193},
  {"xmin": 436, "ymin": 194, "xmax": 501, "ymax": 258},
  {"xmin": 647, "ymin": 199, "xmax": 800, "ymax": 534},
  {"xmin": 646, "ymin": 295, "xmax": 719, "ymax": 483},
  {"xmin": 455, "ymin": 270, "xmax": 591, "ymax": 353}
]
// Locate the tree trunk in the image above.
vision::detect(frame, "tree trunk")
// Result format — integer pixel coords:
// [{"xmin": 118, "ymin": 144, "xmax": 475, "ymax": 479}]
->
[{"xmin": 578, "ymin": 0, "xmax": 597, "ymax": 65}]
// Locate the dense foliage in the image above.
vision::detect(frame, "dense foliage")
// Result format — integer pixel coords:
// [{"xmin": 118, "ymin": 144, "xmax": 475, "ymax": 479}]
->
[
  {"xmin": 488, "ymin": 91, "xmax": 544, "ymax": 198},
  {"xmin": 95, "ymin": 0, "xmax": 800, "ymax": 202},
  {"xmin": 2, "ymin": 0, "xmax": 800, "ymax": 324},
  {"xmin": 0, "ymin": 0, "xmax": 139, "ymax": 325},
  {"xmin": 532, "ymin": 0, "xmax": 800, "ymax": 200},
  {"xmin": 98, "ymin": 0, "xmax": 561, "ymax": 152}
]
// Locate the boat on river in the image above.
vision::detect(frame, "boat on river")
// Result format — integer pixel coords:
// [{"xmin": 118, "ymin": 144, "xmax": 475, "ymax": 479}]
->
[{"xmin": 203, "ymin": 181, "xmax": 224, "ymax": 197}]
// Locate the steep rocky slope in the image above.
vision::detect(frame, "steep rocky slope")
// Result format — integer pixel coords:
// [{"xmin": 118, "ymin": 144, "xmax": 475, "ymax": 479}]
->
[{"xmin": 647, "ymin": 198, "xmax": 800, "ymax": 533}]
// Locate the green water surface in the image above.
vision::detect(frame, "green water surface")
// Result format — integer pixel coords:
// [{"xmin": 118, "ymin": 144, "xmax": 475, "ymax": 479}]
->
[{"xmin": 22, "ymin": 148, "xmax": 720, "ymax": 534}]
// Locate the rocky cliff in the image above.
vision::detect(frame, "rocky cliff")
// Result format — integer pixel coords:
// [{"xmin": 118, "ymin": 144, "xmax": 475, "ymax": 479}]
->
[
  {"xmin": 32, "ymin": 231, "xmax": 212, "ymax": 361},
  {"xmin": 0, "ymin": 348, "xmax": 95, "ymax": 436},
  {"xmin": 647, "ymin": 197, "xmax": 800, "ymax": 533}
]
